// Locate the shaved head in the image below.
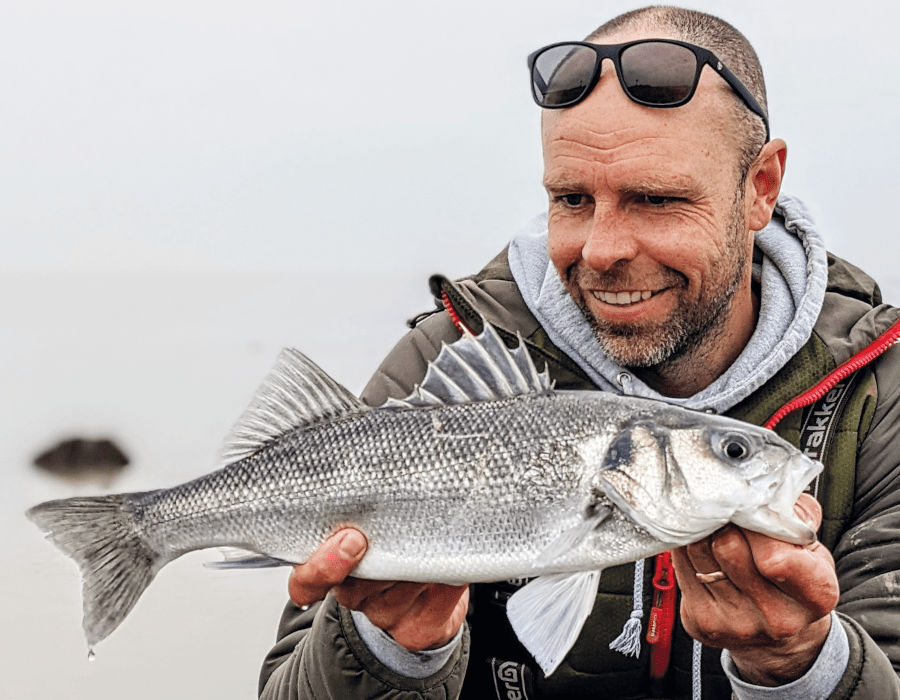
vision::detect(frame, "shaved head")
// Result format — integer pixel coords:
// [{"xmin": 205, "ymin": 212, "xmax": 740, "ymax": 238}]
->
[{"xmin": 587, "ymin": 6, "xmax": 768, "ymax": 180}]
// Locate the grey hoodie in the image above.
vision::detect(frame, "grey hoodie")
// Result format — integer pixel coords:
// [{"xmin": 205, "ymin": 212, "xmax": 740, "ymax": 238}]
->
[{"xmin": 507, "ymin": 194, "xmax": 829, "ymax": 414}]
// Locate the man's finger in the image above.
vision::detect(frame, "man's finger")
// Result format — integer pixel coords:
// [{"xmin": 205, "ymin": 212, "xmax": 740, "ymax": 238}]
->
[
  {"xmin": 351, "ymin": 582, "xmax": 429, "ymax": 628},
  {"xmin": 794, "ymin": 493, "xmax": 823, "ymax": 532},
  {"xmin": 679, "ymin": 528, "xmax": 747, "ymax": 601},
  {"xmin": 707, "ymin": 524, "xmax": 780, "ymax": 601},
  {"xmin": 736, "ymin": 493, "xmax": 836, "ymax": 615},
  {"xmin": 381, "ymin": 584, "xmax": 471, "ymax": 652},
  {"xmin": 682, "ymin": 532, "xmax": 720, "ymax": 577},
  {"xmin": 411, "ymin": 584, "xmax": 470, "ymax": 630},
  {"xmin": 333, "ymin": 578, "xmax": 407, "ymax": 612},
  {"xmin": 740, "ymin": 528, "xmax": 839, "ymax": 617},
  {"xmin": 288, "ymin": 529, "xmax": 368, "ymax": 606}
]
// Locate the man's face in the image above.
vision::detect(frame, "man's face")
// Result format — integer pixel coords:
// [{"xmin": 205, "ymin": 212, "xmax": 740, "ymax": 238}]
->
[{"xmin": 543, "ymin": 33, "xmax": 755, "ymax": 369}]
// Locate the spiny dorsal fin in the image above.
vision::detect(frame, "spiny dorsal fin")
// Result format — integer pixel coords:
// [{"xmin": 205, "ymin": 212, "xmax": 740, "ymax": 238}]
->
[
  {"xmin": 221, "ymin": 349, "xmax": 366, "ymax": 464},
  {"xmin": 395, "ymin": 322, "xmax": 553, "ymax": 408}
]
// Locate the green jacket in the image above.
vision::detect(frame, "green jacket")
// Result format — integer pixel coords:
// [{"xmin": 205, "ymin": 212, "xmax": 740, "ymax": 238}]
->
[{"xmin": 259, "ymin": 250, "xmax": 900, "ymax": 699}]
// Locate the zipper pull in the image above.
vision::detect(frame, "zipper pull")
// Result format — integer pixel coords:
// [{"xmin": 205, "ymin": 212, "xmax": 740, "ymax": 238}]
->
[
  {"xmin": 647, "ymin": 551, "xmax": 675, "ymax": 643},
  {"xmin": 647, "ymin": 551, "xmax": 677, "ymax": 684}
]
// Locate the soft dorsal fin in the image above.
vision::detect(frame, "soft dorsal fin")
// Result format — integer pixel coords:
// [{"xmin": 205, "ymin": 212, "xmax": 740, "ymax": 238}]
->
[
  {"xmin": 221, "ymin": 349, "xmax": 366, "ymax": 464},
  {"xmin": 394, "ymin": 322, "xmax": 553, "ymax": 408}
]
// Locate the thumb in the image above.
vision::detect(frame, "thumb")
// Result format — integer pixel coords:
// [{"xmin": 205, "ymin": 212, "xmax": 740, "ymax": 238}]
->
[
  {"xmin": 794, "ymin": 493, "xmax": 822, "ymax": 532},
  {"xmin": 288, "ymin": 529, "xmax": 368, "ymax": 606},
  {"xmin": 326, "ymin": 529, "xmax": 368, "ymax": 572}
]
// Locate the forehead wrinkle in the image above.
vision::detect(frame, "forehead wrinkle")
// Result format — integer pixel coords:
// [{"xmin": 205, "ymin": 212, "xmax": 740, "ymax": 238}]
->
[
  {"xmin": 545, "ymin": 125, "xmax": 707, "ymax": 162},
  {"xmin": 543, "ymin": 139, "xmax": 706, "ymax": 194},
  {"xmin": 544, "ymin": 115, "xmax": 640, "ymax": 151}
]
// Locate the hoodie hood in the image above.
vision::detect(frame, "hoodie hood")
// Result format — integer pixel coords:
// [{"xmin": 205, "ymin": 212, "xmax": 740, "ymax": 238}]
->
[{"xmin": 507, "ymin": 194, "xmax": 829, "ymax": 414}]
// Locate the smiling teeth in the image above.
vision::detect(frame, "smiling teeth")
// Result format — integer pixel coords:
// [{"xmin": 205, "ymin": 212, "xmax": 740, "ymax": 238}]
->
[{"xmin": 593, "ymin": 290, "xmax": 653, "ymax": 305}]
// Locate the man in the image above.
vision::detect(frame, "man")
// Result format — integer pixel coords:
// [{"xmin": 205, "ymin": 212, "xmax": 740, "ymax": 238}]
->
[{"xmin": 260, "ymin": 6, "xmax": 900, "ymax": 698}]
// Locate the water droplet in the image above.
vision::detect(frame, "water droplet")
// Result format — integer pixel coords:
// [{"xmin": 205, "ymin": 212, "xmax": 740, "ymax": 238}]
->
[{"xmin": 87, "ymin": 648, "xmax": 96, "ymax": 661}]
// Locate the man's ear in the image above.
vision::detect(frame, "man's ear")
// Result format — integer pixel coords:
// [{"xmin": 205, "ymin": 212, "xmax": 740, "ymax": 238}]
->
[{"xmin": 746, "ymin": 139, "xmax": 787, "ymax": 232}]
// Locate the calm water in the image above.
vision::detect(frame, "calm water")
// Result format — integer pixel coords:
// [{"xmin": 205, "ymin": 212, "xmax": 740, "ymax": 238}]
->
[{"xmin": 2, "ymin": 269, "xmax": 430, "ymax": 699}]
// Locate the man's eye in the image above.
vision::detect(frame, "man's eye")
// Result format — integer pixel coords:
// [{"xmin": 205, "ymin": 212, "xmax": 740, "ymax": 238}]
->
[
  {"xmin": 639, "ymin": 194, "xmax": 682, "ymax": 206},
  {"xmin": 560, "ymin": 194, "xmax": 585, "ymax": 207}
]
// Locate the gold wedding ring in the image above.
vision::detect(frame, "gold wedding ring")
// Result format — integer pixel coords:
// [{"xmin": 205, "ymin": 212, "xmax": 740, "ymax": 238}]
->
[{"xmin": 695, "ymin": 570, "xmax": 728, "ymax": 584}]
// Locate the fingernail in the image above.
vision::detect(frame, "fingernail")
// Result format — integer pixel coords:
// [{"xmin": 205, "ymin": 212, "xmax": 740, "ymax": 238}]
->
[
  {"xmin": 794, "ymin": 494, "xmax": 822, "ymax": 530},
  {"xmin": 795, "ymin": 504, "xmax": 816, "ymax": 529},
  {"xmin": 338, "ymin": 531, "xmax": 366, "ymax": 560}
]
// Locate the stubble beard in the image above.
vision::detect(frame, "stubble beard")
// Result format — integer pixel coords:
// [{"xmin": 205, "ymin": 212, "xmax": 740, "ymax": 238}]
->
[{"xmin": 568, "ymin": 194, "xmax": 749, "ymax": 369}]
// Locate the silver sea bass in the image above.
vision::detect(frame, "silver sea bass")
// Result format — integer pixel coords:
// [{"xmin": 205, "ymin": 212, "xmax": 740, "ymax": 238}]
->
[{"xmin": 27, "ymin": 323, "xmax": 822, "ymax": 675}]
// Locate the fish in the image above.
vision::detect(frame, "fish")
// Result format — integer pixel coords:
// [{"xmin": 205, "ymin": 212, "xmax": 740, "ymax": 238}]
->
[{"xmin": 26, "ymin": 322, "xmax": 822, "ymax": 675}]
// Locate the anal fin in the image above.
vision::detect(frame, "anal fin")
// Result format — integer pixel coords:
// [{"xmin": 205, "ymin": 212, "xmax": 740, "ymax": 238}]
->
[
  {"xmin": 506, "ymin": 570, "xmax": 601, "ymax": 676},
  {"xmin": 205, "ymin": 548, "xmax": 293, "ymax": 570}
]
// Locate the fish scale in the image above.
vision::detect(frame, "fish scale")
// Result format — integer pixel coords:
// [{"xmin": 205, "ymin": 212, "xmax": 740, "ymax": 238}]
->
[{"xmin": 26, "ymin": 323, "xmax": 822, "ymax": 675}]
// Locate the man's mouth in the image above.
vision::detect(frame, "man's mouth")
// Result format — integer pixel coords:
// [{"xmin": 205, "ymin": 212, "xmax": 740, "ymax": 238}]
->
[{"xmin": 591, "ymin": 289, "xmax": 656, "ymax": 306}]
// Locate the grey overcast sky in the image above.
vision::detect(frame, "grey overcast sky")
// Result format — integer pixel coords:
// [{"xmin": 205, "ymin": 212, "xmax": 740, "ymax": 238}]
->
[
  {"xmin": 2, "ymin": 0, "xmax": 898, "ymax": 293},
  {"xmin": 5, "ymin": 4, "xmax": 900, "ymax": 698}
]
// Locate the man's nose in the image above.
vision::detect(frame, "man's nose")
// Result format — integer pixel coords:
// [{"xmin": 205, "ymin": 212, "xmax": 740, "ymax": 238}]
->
[{"xmin": 580, "ymin": 205, "xmax": 640, "ymax": 272}]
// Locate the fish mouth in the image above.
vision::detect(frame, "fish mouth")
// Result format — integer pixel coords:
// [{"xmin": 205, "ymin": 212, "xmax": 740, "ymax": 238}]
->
[{"xmin": 730, "ymin": 452, "xmax": 824, "ymax": 545}]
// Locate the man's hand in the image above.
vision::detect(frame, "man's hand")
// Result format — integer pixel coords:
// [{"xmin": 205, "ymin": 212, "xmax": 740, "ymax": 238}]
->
[
  {"xmin": 288, "ymin": 528, "xmax": 469, "ymax": 652},
  {"xmin": 672, "ymin": 494, "xmax": 840, "ymax": 686}
]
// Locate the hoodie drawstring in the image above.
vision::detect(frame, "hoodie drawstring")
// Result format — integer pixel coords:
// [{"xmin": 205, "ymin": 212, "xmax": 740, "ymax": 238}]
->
[{"xmin": 609, "ymin": 558, "xmax": 645, "ymax": 656}]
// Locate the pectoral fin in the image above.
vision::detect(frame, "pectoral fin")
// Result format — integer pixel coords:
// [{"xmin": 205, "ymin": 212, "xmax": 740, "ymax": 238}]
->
[
  {"xmin": 532, "ymin": 506, "xmax": 611, "ymax": 567},
  {"xmin": 506, "ymin": 570, "xmax": 601, "ymax": 676}
]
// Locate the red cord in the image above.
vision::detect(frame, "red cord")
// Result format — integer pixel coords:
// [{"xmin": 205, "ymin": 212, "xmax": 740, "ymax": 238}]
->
[{"xmin": 764, "ymin": 317, "xmax": 900, "ymax": 430}]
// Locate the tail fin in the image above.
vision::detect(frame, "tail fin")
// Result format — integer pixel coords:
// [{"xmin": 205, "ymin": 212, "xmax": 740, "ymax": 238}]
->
[{"xmin": 26, "ymin": 494, "xmax": 165, "ymax": 647}]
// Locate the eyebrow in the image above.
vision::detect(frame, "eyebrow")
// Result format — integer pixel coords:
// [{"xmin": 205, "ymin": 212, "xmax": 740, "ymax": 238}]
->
[
  {"xmin": 543, "ymin": 172, "xmax": 702, "ymax": 197},
  {"xmin": 542, "ymin": 174, "xmax": 587, "ymax": 191},
  {"xmin": 619, "ymin": 177, "xmax": 701, "ymax": 198}
]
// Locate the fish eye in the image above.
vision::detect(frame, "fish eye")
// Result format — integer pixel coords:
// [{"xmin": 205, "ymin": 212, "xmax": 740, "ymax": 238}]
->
[{"xmin": 721, "ymin": 435, "xmax": 750, "ymax": 460}]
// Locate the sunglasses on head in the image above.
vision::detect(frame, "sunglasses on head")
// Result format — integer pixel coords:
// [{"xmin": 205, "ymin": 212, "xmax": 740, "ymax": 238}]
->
[{"xmin": 527, "ymin": 39, "xmax": 769, "ymax": 140}]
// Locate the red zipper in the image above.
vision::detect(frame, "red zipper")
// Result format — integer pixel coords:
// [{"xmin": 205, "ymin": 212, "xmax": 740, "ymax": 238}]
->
[
  {"xmin": 442, "ymin": 291, "xmax": 474, "ymax": 336},
  {"xmin": 764, "ymin": 317, "xmax": 900, "ymax": 430},
  {"xmin": 646, "ymin": 552, "xmax": 677, "ymax": 684}
]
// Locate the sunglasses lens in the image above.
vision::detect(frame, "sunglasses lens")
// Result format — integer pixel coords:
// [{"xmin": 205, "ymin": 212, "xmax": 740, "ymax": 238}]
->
[
  {"xmin": 532, "ymin": 44, "xmax": 599, "ymax": 107},
  {"xmin": 619, "ymin": 42, "xmax": 698, "ymax": 104}
]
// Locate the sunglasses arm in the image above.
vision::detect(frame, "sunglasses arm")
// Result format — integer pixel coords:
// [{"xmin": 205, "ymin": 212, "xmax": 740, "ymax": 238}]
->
[{"xmin": 711, "ymin": 60, "xmax": 770, "ymax": 142}]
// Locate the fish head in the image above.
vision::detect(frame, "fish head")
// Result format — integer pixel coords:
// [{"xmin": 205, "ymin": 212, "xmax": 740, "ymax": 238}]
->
[{"xmin": 585, "ymin": 413, "xmax": 822, "ymax": 547}]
